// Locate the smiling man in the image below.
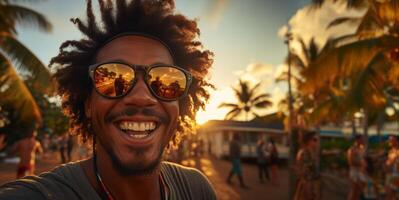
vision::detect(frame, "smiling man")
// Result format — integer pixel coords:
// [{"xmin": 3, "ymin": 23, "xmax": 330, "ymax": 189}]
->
[{"xmin": 0, "ymin": 0, "xmax": 215, "ymax": 199}]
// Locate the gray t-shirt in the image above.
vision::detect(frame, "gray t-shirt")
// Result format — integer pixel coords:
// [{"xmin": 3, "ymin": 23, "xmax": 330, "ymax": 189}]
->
[{"xmin": 0, "ymin": 161, "xmax": 216, "ymax": 200}]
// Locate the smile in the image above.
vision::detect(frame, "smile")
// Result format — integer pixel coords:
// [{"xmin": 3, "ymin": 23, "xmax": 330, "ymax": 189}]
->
[{"xmin": 118, "ymin": 121, "xmax": 158, "ymax": 139}]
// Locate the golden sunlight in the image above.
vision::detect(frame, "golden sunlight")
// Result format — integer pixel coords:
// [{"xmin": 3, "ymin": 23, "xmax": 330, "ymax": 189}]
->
[{"xmin": 195, "ymin": 88, "xmax": 235, "ymax": 125}]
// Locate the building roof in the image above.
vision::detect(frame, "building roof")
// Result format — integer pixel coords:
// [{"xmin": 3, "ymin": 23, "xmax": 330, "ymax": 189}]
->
[{"xmin": 199, "ymin": 120, "xmax": 284, "ymax": 134}]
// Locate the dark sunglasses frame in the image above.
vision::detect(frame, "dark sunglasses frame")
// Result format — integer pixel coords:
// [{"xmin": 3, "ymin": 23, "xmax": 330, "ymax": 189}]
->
[{"xmin": 88, "ymin": 61, "xmax": 193, "ymax": 101}]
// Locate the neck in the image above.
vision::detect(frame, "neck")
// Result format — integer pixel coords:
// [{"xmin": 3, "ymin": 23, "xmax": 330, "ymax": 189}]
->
[{"xmin": 81, "ymin": 145, "xmax": 161, "ymax": 200}]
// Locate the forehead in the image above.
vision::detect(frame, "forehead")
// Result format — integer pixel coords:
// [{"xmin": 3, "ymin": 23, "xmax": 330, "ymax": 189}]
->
[{"xmin": 95, "ymin": 35, "xmax": 174, "ymax": 65}]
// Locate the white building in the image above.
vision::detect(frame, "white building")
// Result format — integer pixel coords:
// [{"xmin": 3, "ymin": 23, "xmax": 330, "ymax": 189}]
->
[{"xmin": 198, "ymin": 120, "xmax": 288, "ymax": 159}]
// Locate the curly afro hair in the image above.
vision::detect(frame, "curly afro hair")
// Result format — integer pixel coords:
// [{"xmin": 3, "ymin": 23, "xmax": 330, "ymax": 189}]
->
[{"xmin": 50, "ymin": 0, "xmax": 214, "ymax": 149}]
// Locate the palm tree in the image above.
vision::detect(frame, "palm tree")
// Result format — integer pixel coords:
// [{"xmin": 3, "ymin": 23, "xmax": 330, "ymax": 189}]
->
[
  {"xmin": 219, "ymin": 79, "xmax": 272, "ymax": 121},
  {"xmin": 301, "ymin": 0, "xmax": 399, "ymax": 146},
  {"xmin": 0, "ymin": 0, "xmax": 52, "ymax": 136},
  {"xmin": 311, "ymin": 0, "xmax": 368, "ymax": 9}
]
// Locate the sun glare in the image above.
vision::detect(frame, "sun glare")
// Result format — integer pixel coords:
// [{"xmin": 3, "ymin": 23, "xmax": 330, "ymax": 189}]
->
[{"xmin": 195, "ymin": 88, "xmax": 235, "ymax": 125}]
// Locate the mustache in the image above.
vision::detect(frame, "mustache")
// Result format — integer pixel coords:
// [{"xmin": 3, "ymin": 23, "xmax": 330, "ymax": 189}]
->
[{"xmin": 105, "ymin": 107, "xmax": 170, "ymax": 124}]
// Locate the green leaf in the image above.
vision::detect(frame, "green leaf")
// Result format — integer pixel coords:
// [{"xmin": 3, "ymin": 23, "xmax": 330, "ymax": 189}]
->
[{"xmin": 0, "ymin": 53, "xmax": 42, "ymax": 133}]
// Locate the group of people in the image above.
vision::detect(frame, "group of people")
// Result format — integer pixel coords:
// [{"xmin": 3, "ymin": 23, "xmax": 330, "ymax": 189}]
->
[
  {"xmin": 348, "ymin": 135, "xmax": 399, "ymax": 200},
  {"xmin": 226, "ymin": 134, "xmax": 280, "ymax": 188},
  {"xmin": 292, "ymin": 131, "xmax": 399, "ymax": 200},
  {"xmin": 256, "ymin": 137, "xmax": 279, "ymax": 185},
  {"xmin": 0, "ymin": 130, "xmax": 88, "ymax": 179}
]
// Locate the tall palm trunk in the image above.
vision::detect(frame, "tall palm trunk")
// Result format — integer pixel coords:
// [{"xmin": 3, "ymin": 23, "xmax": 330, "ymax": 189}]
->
[
  {"xmin": 286, "ymin": 37, "xmax": 296, "ymax": 200},
  {"xmin": 351, "ymin": 117, "xmax": 357, "ymax": 136},
  {"xmin": 363, "ymin": 109, "xmax": 369, "ymax": 151},
  {"xmin": 376, "ymin": 111, "xmax": 384, "ymax": 143}
]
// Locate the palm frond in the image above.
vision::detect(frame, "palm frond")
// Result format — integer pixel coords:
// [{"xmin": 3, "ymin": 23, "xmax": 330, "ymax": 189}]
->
[
  {"xmin": 286, "ymin": 53, "xmax": 306, "ymax": 69},
  {"xmin": 0, "ymin": 4, "xmax": 52, "ymax": 32},
  {"xmin": 252, "ymin": 93, "xmax": 271, "ymax": 103},
  {"xmin": 0, "ymin": 32, "xmax": 53, "ymax": 94},
  {"xmin": 0, "ymin": 53, "xmax": 41, "ymax": 132},
  {"xmin": 301, "ymin": 35, "xmax": 399, "ymax": 95},
  {"xmin": 311, "ymin": 0, "xmax": 368, "ymax": 9},
  {"xmin": 237, "ymin": 80, "xmax": 251, "ymax": 103},
  {"xmin": 345, "ymin": 52, "xmax": 388, "ymax": 110},
  {"xmin": 326, "ymin": 16, "xmax": 362, "ymax": 30},
  {"xmin": 355, "ymin": 8, "xmax": 384, "ymax": 36},
  {"xmin": 218, "ymin": 103, "xmax": 239, "ymax": 109},
  {"xmin": 308, "ymin": 38, "xmax": 320, "ymax": 62},
  {"xmin": 248, "ymin": 82, "xmax": 261, "ymax": 99},
  {"xmin": 324, "ymin": 34, "xmax": 359, "ymax": 49},
  {"xmin": 254, "ymin": 100, "xmax": 272, "ymax": 108},
  {"xmin": 297, "ymin": 37, "xmax": 310, "ymax": 64},
  {"xmin": 225, "ymin": 107, "xmax": 242, "ymax": 120}
]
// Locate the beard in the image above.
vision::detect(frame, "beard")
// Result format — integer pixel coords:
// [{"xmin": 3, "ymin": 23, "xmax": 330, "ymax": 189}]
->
[
  {"xmin": 97, "ymin": 106, "xmax": 173, "ymax": 176},
  {"xmin": 98, "ymin": 138, "xmax": 166, "ymax": 176}
]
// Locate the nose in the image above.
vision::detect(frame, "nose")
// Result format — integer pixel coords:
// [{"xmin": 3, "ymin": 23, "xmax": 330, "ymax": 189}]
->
[{"xmin": 122, "ymin": 76, "xmax": 158, "ymax": 107}]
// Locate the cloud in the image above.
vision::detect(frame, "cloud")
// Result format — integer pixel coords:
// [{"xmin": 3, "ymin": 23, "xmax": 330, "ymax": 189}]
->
[
  {"xmin": 233, "ymin": 62, "xmax": 275, "ymax": 87},
  {"xmin": 247, "ymin": 63, "xmax": 274, "ymax": 75},
  {"xmin": 204, "ymin": 0, "xmax": 231, "ymax": 28},
  {"xmin": 270, "ymin": 87, "xmax": 286, "ymax": 111},
  {"xmin": 282, "ymin": 1, "xmax": 367, "ymax": 51}
]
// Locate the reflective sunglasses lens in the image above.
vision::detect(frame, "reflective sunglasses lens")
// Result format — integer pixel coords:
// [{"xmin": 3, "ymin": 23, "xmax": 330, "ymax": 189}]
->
[
  {"xmin": 94, "ymin": 63, "xmax": 135, "ymax": 97},
  {"xmin": 148, "ymin": 66, "xmax": 187, "ymax": 100}
]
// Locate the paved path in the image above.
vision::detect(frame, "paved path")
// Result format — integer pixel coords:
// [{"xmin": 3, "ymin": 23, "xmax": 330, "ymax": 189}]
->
[
  {"xmin": 181, "ymin": 155, "xmax": 347, "ymax": 200},
  {"xmin": 0, "ymin": 153, "xmax": 347, "ymax": 200}
]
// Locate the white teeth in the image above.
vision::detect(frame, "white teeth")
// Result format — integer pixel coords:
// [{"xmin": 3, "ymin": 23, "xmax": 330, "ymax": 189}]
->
[
  {"xmin": 128, "ymin": 133, "xmax": 148, "ymax": 139},
  {"xmin": 119, "ymin": 121, "xmax": 157, "ymax": 132},
  {"xmin": 133, "ymin": 123, "xmax": 139, "ymax": 130},
  {"xmin": 139, "ymin": 123, "xmax": 145, "ymax": 131}
]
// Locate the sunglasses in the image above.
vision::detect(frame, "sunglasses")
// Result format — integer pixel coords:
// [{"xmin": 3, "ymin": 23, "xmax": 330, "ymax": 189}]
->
[{"xmin": 88, "ymin": 61, "xmax": 192, "ymax": 101}]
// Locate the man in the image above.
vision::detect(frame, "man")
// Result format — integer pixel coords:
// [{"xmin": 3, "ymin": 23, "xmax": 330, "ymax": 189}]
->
[
  {"xmin": 385, "ymin": 135, "xmax": 399, "ymax": 200},
  {"xmin": 114, "ymin": 74, "xmax": 125, "ymax": 96},
  {"xmin": 0, "ymin": 0, "xmax": 216, "ymax": 199},
  {"xmin": 226, "ymin": 134, "xmax": 248, "ymax": 188},
  {"xmin": 347, "ymin": 135, "xmax": 367, "ymax": 200},
  {"xmin": 256, "ymin": 139, "xmax": 269, "ymax": 183},
  {"xmin": 294, "ymin": 130, "xmax": 320, "ymax": 200},
  {"xmin": 58, "ymin": 133, "xmax": 67, "ymax": 163},
  {"xmin": 11, "ymin": 131, "xmax": 43, "ymax": 178}
]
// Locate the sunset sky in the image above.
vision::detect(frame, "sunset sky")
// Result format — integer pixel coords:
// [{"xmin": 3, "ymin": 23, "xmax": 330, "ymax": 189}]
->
[{"xmin": 16, "ymin": 0, "xmax": 362, "ymax": 124}]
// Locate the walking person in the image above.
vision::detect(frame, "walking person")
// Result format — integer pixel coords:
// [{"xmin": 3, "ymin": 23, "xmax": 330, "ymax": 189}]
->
[
  {"xmin": 226, "ymin": 134, "xmax": 249, "ymax": 188},
  {"xmin": 294, "ymin": 130, "xmax": 320, "ymax": 200},
  {"xmin": 0, "ymin": 0, "xmax": 216, "ymax": 199},
  {"xmin": 267, "ymin": 137, "xmax": 279, "ymax": 186},
  {"xmin": 362, "ymin": 156, "xmax": 378, "ymax": 200},
  {"xmin": 385, "ymin": 135, "xmax": 399, "ymax": 200},
  {"xmin": 11, "ymin": 131, "xmax": 43, "ymax": 178},
  {"xmin": 41, "ymin": 134, "xmax": 50, "ymax": 159},
  {"xmin": 347, "ymin": 135, "xmax": 367, "ymax": 200},
  {"xmin": 256, "ymin": 139, "xmax": 269, "ymax": 183},
  {"xmin": 58, "ymin": 134, "xmax": 67, "ymax": 163}
]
